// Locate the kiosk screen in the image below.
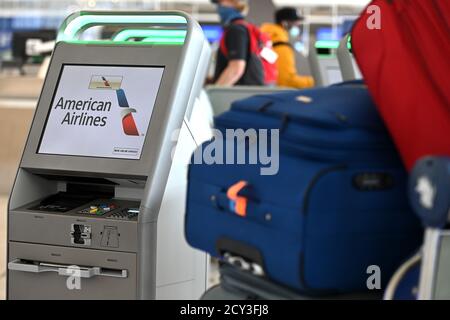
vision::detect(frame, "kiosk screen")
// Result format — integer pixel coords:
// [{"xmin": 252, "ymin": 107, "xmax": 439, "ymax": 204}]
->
[{"xmin": 38, "ymin": 64, "xmax": 164, "ymax": 160}]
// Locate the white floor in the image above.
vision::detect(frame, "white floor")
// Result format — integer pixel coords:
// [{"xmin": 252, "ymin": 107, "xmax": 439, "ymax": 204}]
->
[{"xmin": 0, "ymin": 195, "xmax": 7, "ymax": 300}]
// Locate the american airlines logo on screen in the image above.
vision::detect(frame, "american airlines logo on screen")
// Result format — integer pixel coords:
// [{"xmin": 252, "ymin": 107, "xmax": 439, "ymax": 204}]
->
[
  {"xmin": 39, "ymin": 65, "xmax": 163, "ymax": 160},
  {"xmin": 115, "ymin": 89, "xmax": 140, "ymax": 136},
  {"xmin": 89, "ymin": 75, "xmax": 123, "ymax": 90},
  {"xmin": 88, "ymin": 75, "xmax": 140, "ymax": 136}
]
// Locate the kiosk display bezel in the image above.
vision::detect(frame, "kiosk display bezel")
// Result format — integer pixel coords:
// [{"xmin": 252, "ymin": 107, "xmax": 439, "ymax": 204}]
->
[
  {"xmin": 21, "ymin": 41, "xmax": 183, "ymax": 178},
  {"xmin": 37, "ymin": 63, "xmax": 165, "ymax": 160}
]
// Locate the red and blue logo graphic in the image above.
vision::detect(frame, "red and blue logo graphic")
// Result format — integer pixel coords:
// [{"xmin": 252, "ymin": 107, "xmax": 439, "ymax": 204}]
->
[
  {"xmin": 101, "ymin": 76, "xmax": 111, "ymax": 88},
  {"xmin": 116, "ymin": 89, "xmax": 140, "ymax": 136}
]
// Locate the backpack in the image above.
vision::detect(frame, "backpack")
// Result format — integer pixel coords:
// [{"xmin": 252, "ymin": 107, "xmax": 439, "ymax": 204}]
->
[{"xmin": 220, "ymin": 20, "xmax": 278, "ymax": 85}]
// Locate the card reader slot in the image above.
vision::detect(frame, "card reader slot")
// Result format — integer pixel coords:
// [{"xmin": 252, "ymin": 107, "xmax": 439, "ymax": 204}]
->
[
  {"xmin": 29, "ymin": 192, "xmax": 97, "ymax": 213},
  {"xmin": 8, "ymin": 259, "xmax": 128, "ymax": 279}
]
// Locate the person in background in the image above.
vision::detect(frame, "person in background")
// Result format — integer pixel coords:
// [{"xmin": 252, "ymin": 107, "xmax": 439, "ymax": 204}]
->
[
  {"xmin": 212, "ymin": 0, "xmax": 265, "ymax": 86},
  {"xmin": 261, "ymin": 7, "xmax": 314, "ymax": 88}
]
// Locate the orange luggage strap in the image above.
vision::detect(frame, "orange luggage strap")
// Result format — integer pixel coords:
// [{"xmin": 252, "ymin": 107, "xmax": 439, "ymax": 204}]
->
[{"xmin": 226, "ymin": 181, "xmax": 249, "ymax": 217}]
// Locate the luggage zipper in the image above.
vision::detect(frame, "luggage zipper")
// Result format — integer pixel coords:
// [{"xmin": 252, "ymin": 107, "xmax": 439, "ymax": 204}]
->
[
  {"xmin": 297, "ymin": 164, "xmax": 348, "ymax": 295},
  {"xmin": 226, "ymin": 106, "xmax": 385, "ymax": 132},
  {"xmin": 256, "ymin": 101, "xmax": 274, "ymax": 112},
  {"xmin": 231, "ymin": 107, "xmax": 345, "ymax": 130},
  {"xmin": 216, "ymin": 118, "xmax": 393, "ymax": 151},
  {"xmin": 301, "ymin": 164, "xmax": 347, "ymax": 216}
]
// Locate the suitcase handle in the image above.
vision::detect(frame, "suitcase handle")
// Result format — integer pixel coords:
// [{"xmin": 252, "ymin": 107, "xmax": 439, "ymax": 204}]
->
[
  {"xmin": 211, "ymin": 190, "xmax": 274, "ymax": 230},
  {"xmin": 211, "ymin": 191, "xmax": 251, "ymax": 217},
  {"xmin": 212, "ymin": 181, "xmax": 259, "ymax": 218}
]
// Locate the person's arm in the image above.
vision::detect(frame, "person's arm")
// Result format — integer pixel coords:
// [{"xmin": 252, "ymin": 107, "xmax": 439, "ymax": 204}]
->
[
  {"xmin": 215, "ymin": 25, "xmax": 248, "ymax": 86},
  {"xmin": 215, "ymin": 60, "xmax": 247, "ymax": 86},
  {"xmin": 276, "ymin": 45, "xmax": 315, "ymax": 89}
]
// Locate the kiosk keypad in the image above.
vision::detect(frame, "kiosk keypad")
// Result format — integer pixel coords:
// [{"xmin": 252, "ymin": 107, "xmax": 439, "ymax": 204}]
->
[
  {"xmin": 26, "ymin": 196, "xmax": 139, "ymax": 221},
  {"xmin": 108, "ymin": 208, "xmax": 139, "ymax": 220}
]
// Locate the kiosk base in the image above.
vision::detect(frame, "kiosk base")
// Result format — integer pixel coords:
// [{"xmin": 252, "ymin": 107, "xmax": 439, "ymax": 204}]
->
[{"xmin": 8, "ymin": 116, "xmax": 210, "ymax": 300}]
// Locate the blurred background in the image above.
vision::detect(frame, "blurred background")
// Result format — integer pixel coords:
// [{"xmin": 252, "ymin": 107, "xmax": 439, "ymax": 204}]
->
[
  {"xmin": 0, "ymin": 0, "xmax": 370, "ymax": 60},
  {"xmin": 0, "ymin": 0, "xmax": 371, "ymax": 189}
]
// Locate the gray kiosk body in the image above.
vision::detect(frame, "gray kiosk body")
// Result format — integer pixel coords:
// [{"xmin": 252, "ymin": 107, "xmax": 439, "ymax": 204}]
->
[
  {"xmin": 308, "ymin": 40, "xmax": 342, "ymax": 87},
  {"xmin": 337, "ymin": 35, "xmax": 362, "ymax": 82},
  {"xmin": 7, "ymin": 11, "xmax": 212, "ymax": 300}
]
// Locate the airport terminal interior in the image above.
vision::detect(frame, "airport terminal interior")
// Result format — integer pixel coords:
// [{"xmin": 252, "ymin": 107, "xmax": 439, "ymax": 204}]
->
[{"xmin": 0, "ymin": 0, "xmax": 448, "ymax": 301}]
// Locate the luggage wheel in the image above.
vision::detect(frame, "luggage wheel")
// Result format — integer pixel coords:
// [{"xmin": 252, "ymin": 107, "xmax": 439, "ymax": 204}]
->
[{"xmin": 223, "ymin": 252, "xmax": 265, "ymax": 277}]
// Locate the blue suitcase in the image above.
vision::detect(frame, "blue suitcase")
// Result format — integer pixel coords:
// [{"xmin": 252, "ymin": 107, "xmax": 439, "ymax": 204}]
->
[{"xmin": 185, "ymin": 82, "xmax": 423, "ymax": 294}]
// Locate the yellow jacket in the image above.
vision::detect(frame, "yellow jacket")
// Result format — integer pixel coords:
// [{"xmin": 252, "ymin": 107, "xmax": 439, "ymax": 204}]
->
[{"xmin": 261, "ymin": 23, "xmax": 314, "ymax": 89}]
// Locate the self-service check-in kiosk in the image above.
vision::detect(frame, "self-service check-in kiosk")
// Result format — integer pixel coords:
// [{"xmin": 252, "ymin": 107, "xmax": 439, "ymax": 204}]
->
[
  {"xmin": 308, "ymin": 39, "xmax": 343, "ymax": 87},
  {"xmin": 7, "ymin": 11, "xmax": 212, "ymax": 300}
]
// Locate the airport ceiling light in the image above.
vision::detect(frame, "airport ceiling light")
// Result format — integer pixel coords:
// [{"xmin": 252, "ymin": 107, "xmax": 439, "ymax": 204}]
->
[
  {"xmin": 57, "ymin": 11, "xmax": 187, "ymax": 43},
  {"xmin": 315, "ymin": 40, "xmax": 340, "ymax": 49},
  {"xmin": 113, "ymin": 29, "xmax": 187, "ymax": 42}
]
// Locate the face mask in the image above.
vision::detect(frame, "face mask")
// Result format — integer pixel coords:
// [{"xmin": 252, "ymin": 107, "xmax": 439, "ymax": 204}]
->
[
  {"xmin": 217, "ymin": 5, "xmax": 243, "ymax": 26},
  {"xmin": 289, "ymin": 26, "xmax": 301, "ymax": 38}
]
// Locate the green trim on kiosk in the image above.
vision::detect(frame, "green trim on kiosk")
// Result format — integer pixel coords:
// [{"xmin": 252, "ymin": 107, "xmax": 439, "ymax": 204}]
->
[
  {"xmin": 315, "ymin": 40, "xmax": 340, "ymax": 50},
  {"xmin": 347, "ymin": 35, "xmax": 352, "ymax": 51},
  {"xmin": 59, "ymin": 40, "xmax": 185, "ymax": 46},
  {"xmin": 113, "ymin": 29, "xmax": 187, "ymax": 42},
  {"xmin": 57, "ymin": 11, "xmax": 188, "ymax": 45},
  {"xmin": 141, "ymin": 37, "xmax": 185, "ymax": 45}
]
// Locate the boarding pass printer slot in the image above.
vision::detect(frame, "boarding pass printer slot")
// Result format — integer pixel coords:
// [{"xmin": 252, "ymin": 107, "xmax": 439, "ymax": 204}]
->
[{"xmin": 8, "ymin": 259, "xmax": 128, "ymax": 279}]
